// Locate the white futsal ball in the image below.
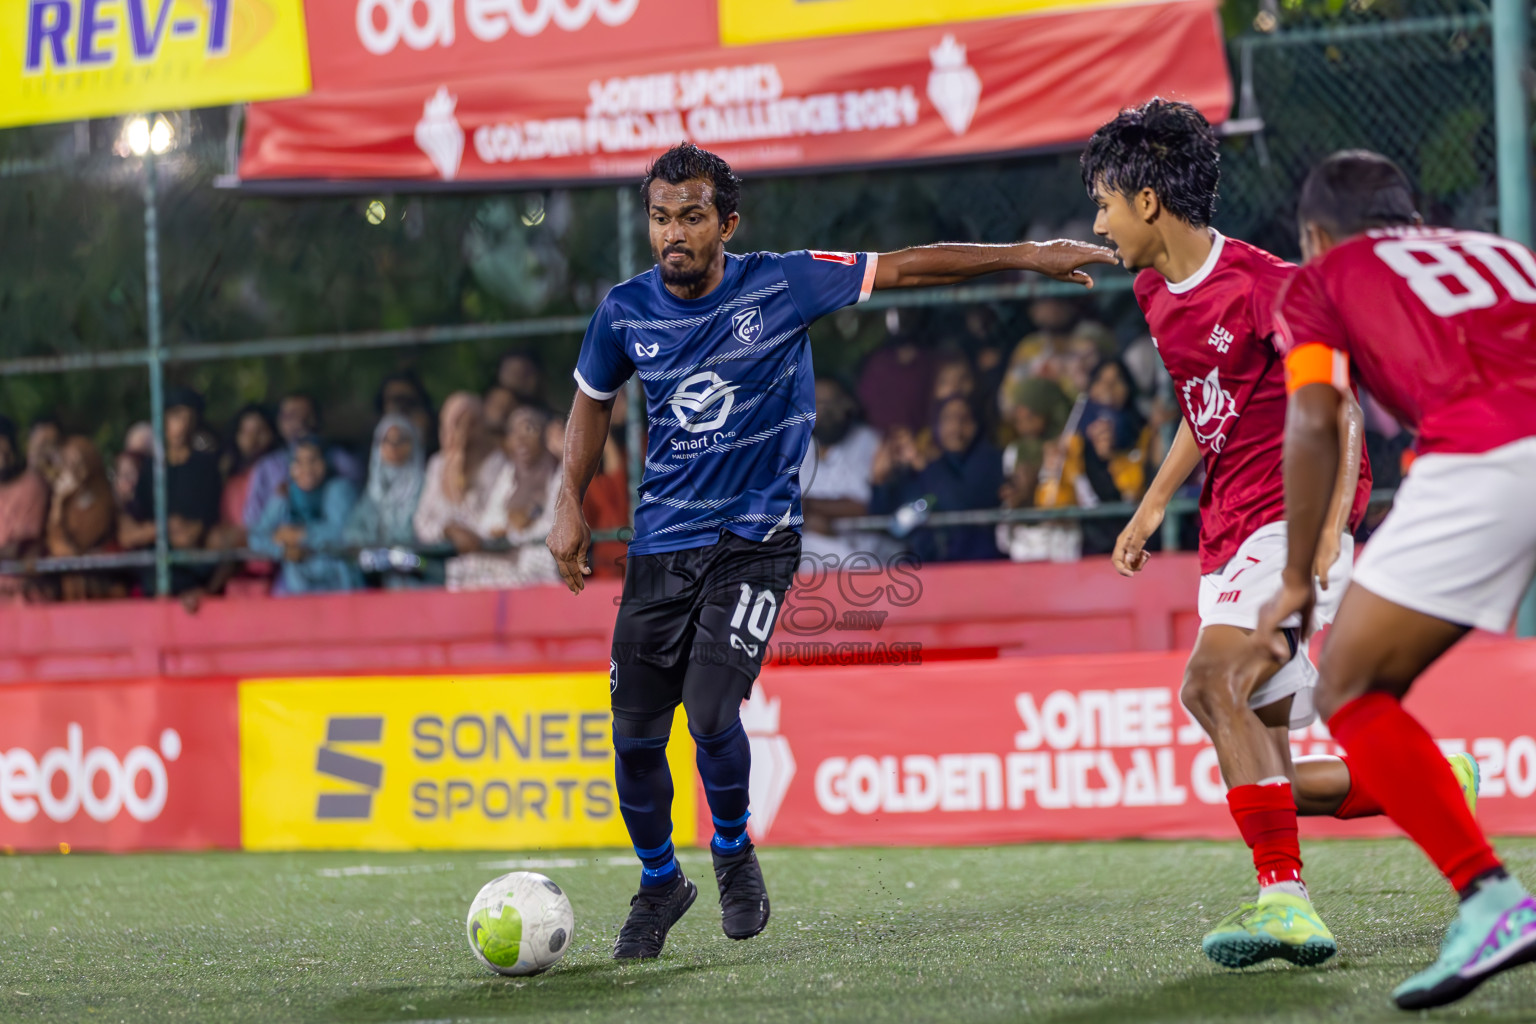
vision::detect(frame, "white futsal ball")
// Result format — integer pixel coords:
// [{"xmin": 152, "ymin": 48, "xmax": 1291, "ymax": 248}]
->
[{"xmin": 466, "ymin": 871, "xmax": 575, "ymax": 976}]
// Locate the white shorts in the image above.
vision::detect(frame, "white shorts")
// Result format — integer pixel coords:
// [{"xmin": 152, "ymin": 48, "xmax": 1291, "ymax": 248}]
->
[
  {"xmin": 1353, "ymin": 437, "xmax": 1536, "ymax": 634},
  {"xmin": 1197, "ymin": 521, "xmax": 1355, "ymax": 730}
]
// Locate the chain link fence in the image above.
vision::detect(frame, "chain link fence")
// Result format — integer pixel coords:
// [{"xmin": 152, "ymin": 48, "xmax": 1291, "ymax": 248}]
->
[{"xmin": 0, "ymin": 0, "xmax": 1525, "ymax": 591}]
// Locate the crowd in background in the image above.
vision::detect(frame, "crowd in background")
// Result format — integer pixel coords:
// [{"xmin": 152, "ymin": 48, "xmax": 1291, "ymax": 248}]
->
[
  {"xmin": 0, "ymin": 351, "xmax": 632, "ymax": 605},
  {"xmin": 0, "ymin": 297, "xmax": 1410, "ymax": 603}
]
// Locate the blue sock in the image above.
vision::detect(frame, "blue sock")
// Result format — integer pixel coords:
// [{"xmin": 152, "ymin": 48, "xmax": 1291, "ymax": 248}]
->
[
  {"xmin": 692, "ymin": 719, "xmax": 753, "ymax": 855},
  {"xmin": 613, "ymin": 730, "xmax": 679, "ymax": 889}
]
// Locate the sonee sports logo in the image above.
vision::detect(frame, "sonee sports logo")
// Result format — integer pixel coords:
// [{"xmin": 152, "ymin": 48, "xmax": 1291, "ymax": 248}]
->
[{"xmin": 316, "ymin": 717, "xmax": 384, "ymax": 820}]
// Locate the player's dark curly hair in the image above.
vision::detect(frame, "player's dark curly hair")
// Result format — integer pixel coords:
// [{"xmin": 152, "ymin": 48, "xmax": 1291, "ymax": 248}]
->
[
  {"xmin": 1080, "ymin": 98, "xmax": 1220, "ymax": 227},
  {"xmin": 641, "ymin": 142, "xmax": 741, "ymax": 222},
  {"xmin": 1298, "ymin": 150, "xmax": 1418, "ymax": 239}
]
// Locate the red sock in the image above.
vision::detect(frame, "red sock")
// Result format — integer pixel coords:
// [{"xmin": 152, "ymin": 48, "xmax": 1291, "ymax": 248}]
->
[
  {"xmin": 1227, "ymin": 781, "xmax": 1303, "ymax": 887},
  {"xmin": 1328, "ymin": 692, "xmax": 1501, "ymax": 891},
  {"xmin": 1333, "ymin": 757, "xmax": 1385, "ymax": 819}
]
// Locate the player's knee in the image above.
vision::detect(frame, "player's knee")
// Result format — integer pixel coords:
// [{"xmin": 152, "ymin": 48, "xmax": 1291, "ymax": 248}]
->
[
  {"xmin": 611, "ymin": 713, "xmax": 672, "ymax": 772},
  {"xmin": 1181, "ymin": 662, "xmax": 1243, "ymax": 725},
  {"xmin": 1313, "ymin": 648, "xmax": 1376, "ymax": 723}
]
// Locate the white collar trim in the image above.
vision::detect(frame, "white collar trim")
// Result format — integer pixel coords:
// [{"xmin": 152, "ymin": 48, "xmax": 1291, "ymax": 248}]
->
[{"xmin": 1165, "ymin": 229, "xmax": 1225, "ymax": 294}]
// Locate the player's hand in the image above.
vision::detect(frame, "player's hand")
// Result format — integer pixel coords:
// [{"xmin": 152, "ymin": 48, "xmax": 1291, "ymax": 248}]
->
[
  {"xmin": 1018, "ymin": 239, "xmax": 1119, "ymax": 288},
  {"xmin": 546, "ymin": 497, "xmax": 592, "ymax": 595},
  {"xmin": 1254, "ymin": 568, "xmax": 1317, "ymax": 661},
  {"xmin": 1313, "ymin": 529, "xmax": 1342, "ymax": 591},
  {"xmin": 1112, "ymin": 505, "xmax": 1163, "ymax": 577}
]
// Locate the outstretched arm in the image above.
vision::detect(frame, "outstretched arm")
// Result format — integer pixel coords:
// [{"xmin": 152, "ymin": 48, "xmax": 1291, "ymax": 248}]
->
[
  {"xmin": 873, "ymin": 240, "xmax": 1117, "ymax": 290},
  {"xmin": 547, "ymin": 390, "xmax": 615, "ymax": 595}
]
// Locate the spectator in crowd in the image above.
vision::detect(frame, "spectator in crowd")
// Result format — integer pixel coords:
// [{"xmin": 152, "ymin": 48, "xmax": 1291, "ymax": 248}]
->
[
  {"xmin": 202, "ymin": 405, "xmax": 280, "ymax": 599},
  {"xmin": 0, "ymin": 416, "xmax": 49, "ymax": 601},
  {"xmin": 483, "ymin": 384, "xmax": 516, "ymax": 437},
  {"xmin": 112, "ymin": 449, "xmax": 145, "ymax": 516},
  {"xmin": 243, "ymin": 393, "xmax": 363, "ymax": 527},
  {"xmin": 120, "ymin": 388, "xmax": 223, "ymax": 597},
  {"xmin": 344, "ymin": 414, "xmax": 430, "ymax": 588},
  {"xmin": 413, "ymin": 392, "xmax": 508, "ymax": 553},
  {"xmin": 913, "ymin": 349, "xmax": 983, "ymax": 459},
  {"xmin": 219, "ymin": 405, "xmax": 278, "ymax": 538},
  {"xmin": 581, "ymin": 389, "xmax": 631, "ymax": 579},
  {"xmin": 27, "ymin": 417, "xmax": 62, "ymax": 485},
  {"xmin": 857, "ymin": 309, "xmax": 936, "ymax": 434},
  {"xmin": 377, "ymin": 371, "xmax": 435, "ymax": 450},
  {"xmin": 1035, "ymin": 359, "xmax": 1154, "ymax": 555},
  {"xmin": 872, "ymin": 396, "xmax": 1004, "ymax": 563},
  {"xmin": 997, "ymin": 378, "xmax": 1079, "ymax": 563},
  {"xmin": 447, "ymin": 405, "xmax": 562, "ymax": 591},
  {"xmin": 45, "ymin": 437, "xmax": 122, "ymax": 601},
  {"xmin": 250, "ymin": 438, "xmax": 362, "ymax": 595},
  {"xmin": 1002, "ymin": 298, "xmax": 1116, "ymax": 403},
  {"xmin": 497, "ymin": 351, "xmax": 546, "ymax": 409},
  {"xmin": 1000, "ymin": 377, "xmax": 1072, "ymax": 504},
  {"xmin": 123, "ymin": 421, "xmax": 154, "ymax": 457},
  {"xmin": 933, "ymin": 351, "xmax": 977, "ymax": 404},
  {"xmin": 799, "ymin": 376, "xmax": 884, "ymax": 562},
  {"xmin": 960, "ymin": 306, "xmax": 1009, "ymax": 413}
]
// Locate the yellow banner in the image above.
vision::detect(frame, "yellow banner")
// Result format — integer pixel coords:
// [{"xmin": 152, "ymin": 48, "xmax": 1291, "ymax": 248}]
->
[
  {"xmin": 720, "ymin": 0, "xmax": 1128, "ymax": 46},
  {"xmin": 239, "ymin": 674, "xmax": 696, "ymax": 852},
  {"xmin": 3, "ymin": 0, "xmax": 310, "ymax": 129}
]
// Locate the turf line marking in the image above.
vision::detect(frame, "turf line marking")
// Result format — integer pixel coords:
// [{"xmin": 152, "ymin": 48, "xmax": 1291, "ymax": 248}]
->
[{"xmin": 314, "ymin": 863, "xmax": 458, "ymax": 878}]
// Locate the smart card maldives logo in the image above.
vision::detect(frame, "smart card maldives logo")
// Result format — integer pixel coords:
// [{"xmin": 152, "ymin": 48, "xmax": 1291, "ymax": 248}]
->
[
  {"xmin": 667, "ymin": 371, "xmax": 738, "ymax": 433},
  {"xmin": 316, "ymin": 717, "xmax": 384, "ymax": 820}
]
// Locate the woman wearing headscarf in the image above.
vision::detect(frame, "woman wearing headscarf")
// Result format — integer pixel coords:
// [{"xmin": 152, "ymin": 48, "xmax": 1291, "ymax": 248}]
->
[
  {"xmin": 45, "ymin": 437, "xmax": 124, "ymax": 601},
  {"xmin": 250, "ymin": 438, "xmax": 362, "ymax": 595},
  {"xmin": 1035, "ymin": 358, "xmax": 1156, "ymax": 555},
  {"xmin": 871, "ymin": 396, "xmax": 1005, "ymax": 563},
  {"xmin": 413, "ymin": 392, "xmax": 507, "ymax": 551},
  {"xmin": 447, "ymin": 405, "xmax": 563, "ymax": 591},
  {"xmin": 345, "ymin": 415, "xmax": 430, "ymax": 589}
]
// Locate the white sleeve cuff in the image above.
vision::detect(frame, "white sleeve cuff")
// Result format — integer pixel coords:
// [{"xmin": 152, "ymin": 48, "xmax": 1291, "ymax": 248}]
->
[
  {"xmin": 857, "ymin": 253, "xmax": 878, "ymax": 303},
  {"xmin": 573, "ymin": 369, "xmax": 621, "ymax": 401}
]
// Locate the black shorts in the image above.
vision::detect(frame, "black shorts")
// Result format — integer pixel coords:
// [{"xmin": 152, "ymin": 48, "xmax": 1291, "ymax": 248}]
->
[{"xmin": 609, "ymin": 530, "xmax": 800, "ymax": 722}]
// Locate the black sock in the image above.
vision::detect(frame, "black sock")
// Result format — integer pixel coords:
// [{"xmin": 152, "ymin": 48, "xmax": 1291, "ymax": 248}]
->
[
  {"xmin": 1457, "ymin": 866, "xmax": 1510, "ymax": 902},
  {"xmin": 613, "ymin": 730, "xmax": 679, "ymax": 889},
  {"xmin": 692, "ymin": 719, "xmax": 752, "ymax": 855}
]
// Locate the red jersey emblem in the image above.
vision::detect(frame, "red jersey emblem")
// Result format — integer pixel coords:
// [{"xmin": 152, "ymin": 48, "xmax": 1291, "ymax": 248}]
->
[
  {"xmin": 808, "ymin": 250, "xmax": 858, "ymax": 265},
  {"xmin": 1182, "ymin": 367, "xmax": 1240, "ymax": 453}
]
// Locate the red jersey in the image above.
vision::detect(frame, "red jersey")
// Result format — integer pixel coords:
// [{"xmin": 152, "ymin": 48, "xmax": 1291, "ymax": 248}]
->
[
  {"xmin": 1136, "ymin": 232, "xmax": 1372, "ymax": 574},
  {"xmin": 1275, "ymin": 227, "xmax": 1536, "ymax": 455}
]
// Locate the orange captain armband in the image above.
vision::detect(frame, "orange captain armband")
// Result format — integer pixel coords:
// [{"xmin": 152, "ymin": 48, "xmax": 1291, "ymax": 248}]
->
[{"xmin": 1284, "ymin": 343, "xmax": 1350, "ymax": 394}]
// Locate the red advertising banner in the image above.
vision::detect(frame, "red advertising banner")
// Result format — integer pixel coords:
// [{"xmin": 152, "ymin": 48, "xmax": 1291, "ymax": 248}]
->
[
  {"xmin": 729, "ymin": 638, "xmax": 1536, "ymax": 847},
  {"xmin": 304, "ymin": 0, "xmax": 718, "ymax": 93},
  {"xmin": 0, "ymin": 680, "xmax": 241, "ymax": 852},
  {"xmin": 240, "ymin": 0, "xmax": 1229, "ymax": 184}
]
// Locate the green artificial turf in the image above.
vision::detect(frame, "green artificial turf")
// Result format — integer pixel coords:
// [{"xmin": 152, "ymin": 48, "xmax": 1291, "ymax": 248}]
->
[{"xmin": 2, "ymin": 839, "xmax": 1535, "ymax": 1023}]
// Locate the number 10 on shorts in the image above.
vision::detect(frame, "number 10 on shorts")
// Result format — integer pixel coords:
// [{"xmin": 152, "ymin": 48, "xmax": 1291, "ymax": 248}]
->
[{"xmin": 730, "ymin": 583, "xmax": 778, "ymax": 656}]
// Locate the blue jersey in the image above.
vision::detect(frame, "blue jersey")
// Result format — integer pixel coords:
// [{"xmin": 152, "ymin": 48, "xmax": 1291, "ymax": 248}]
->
[{"xmin": 575, "ymin": 249, "xmax": 877, "ymax": 555}]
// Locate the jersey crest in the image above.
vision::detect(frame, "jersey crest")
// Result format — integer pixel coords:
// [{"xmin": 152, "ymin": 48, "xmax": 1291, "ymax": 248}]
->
[
  {"xmin": 732, "ymin": 306, "xmax": 764, "ymax": 344},
  {"xmin": 1184, "ymin": 367, "xmax": 1240, "ymax": 453}
]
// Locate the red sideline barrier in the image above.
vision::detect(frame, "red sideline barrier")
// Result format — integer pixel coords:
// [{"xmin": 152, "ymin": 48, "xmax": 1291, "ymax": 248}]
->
[
  {"xmin": 730, "ymin": 636, "xmax": 1536, "ymax": 846},
  {"xmin": 0, "ymin": 679, "xmax": 240, "ymax": 852},
  {"xmin": 0, "ymin": 556, "xmax": 1202, "ymax": 683}
]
